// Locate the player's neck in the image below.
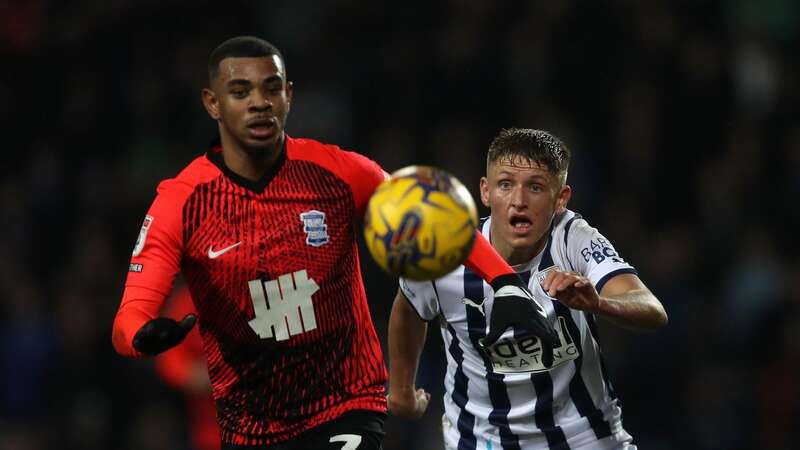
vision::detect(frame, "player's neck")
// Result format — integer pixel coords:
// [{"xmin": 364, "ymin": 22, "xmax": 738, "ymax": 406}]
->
[
  {"xmin": 220, "ymin": 134, "xmax": 284, "ymax": 182},
  {"xmin": 507, "ymin": 241, "xmax": 547, "ymax": 267},
  {"xmin": 490, "ymin": 227, "xmax": 547, "ymax": 267}
]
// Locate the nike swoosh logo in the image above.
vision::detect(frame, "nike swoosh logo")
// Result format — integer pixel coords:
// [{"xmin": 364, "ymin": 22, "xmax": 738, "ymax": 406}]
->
[{"xmin": 207, "ymin": 242, "xmax": 242, "ymax": 259}]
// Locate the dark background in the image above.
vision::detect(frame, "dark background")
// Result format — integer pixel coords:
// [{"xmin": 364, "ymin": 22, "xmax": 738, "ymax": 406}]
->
[{"xmin": 2, "ymin": 1, "xmax": 799, "ymax": 449}]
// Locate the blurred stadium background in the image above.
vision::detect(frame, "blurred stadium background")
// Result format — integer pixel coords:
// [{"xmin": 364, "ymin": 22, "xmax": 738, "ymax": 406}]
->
[{"xmin": 2, "ymin": 1, "xmax": 799, "ymax": 449}]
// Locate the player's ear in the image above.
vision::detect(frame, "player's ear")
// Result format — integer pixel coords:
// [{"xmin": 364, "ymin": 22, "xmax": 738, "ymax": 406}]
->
[
  {"xmin": 556, "ymin": 184, "xmax": 571, "ymax": 213},
  {"xmin": 285, "ymin": 81, "xmax": 294, "ymax": 110},
  {"xmin": 202, "ymin": 88, "xmax": 221, "ymax": 121},
  {"xmin": 479, "ymin": 176, "xmax": 490, "ymax": 208}
]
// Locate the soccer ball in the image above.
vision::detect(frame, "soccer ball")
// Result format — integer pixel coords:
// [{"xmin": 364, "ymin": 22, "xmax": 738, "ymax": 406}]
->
[{"xmin": 364, "ymin": 165, "xmax": 478, "ymax": 280}]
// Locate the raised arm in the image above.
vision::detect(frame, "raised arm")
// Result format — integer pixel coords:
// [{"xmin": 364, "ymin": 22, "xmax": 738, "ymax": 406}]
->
[{"xmin": 542, "ymin": 272, "xmax": 667, "ymax": 332}]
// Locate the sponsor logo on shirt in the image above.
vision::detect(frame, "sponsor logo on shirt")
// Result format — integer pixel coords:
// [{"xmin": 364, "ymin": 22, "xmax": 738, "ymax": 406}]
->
[
  {"xmin": 129, "ymin": 263, "xmax": 143, "ymax": 272},
  {"xmin": 248, "ymin": 269, "xmax": 320, "ymax": 341},
  {"xmin": 461, "ymin": 297, "xmax": 486, "ymax": 316},
  {"xmin": 580, "ymin": 237, "xmax": 625, "ymax": 264},
  {"xmin": 484, "ymin": 316, "xmax": 578, "ymax": 373}
]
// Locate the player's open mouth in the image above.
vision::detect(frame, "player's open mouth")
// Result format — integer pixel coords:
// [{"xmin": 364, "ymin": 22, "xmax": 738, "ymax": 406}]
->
[
  {"xmin": 246, "ymin": 117, "xmax": 276, "ymax": 139},
  {"xmin": 510, "ymin": 215, "xmax": 532, "ymax": 233}
]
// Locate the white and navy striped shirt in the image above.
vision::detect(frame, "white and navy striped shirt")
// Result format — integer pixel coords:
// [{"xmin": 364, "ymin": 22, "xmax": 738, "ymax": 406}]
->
[{"xmin": 400, "ymin": 210, "xmax": 637, "ymax": 450}]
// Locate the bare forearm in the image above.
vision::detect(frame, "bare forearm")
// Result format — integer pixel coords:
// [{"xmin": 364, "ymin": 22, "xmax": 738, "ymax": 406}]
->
[
  {"xmin": 596, "ymin": 288, "xmax": 667, "ymax": 331},
  {"xmin": 388, "ymin": 300, "xmax": 428, "ymax": 394}
]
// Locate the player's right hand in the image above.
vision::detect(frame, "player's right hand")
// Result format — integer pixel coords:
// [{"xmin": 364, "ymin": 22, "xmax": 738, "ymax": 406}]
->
[
  {"xmin": 387, "ymin": 388, "xmax": 430, "ymax": 420},
  {"xmin": 481, "ymin": 273, "xmax": 559, "ymax": 368},
  {"xmin": 133, "ymin": 314, "xmax": 197, "ymax": 356}
]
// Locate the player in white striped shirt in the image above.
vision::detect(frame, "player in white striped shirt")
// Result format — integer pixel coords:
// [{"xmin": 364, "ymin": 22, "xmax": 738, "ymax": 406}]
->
[{"xmin": 387, "ymin": 129, "xmax": 667, "ymax": 450}]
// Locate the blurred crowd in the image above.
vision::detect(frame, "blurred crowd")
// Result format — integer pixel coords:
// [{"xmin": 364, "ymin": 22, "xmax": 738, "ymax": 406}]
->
[{"xmin": 1, "ymin": 1, "xmax": 798, "ymax": 449}]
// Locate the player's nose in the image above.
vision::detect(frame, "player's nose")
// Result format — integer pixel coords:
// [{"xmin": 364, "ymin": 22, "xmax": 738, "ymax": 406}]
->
[
  {"xmin": 509, "ymin": 185, "xmax": 527, "ymax": 209},
  {"xmin": 249, "ymin": 91, "xmax": 272, "ymax": 111}
]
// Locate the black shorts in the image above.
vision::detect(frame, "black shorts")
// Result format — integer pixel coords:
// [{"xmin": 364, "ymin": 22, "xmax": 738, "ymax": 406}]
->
[{"xmin": 222, "ymin": 410, "xmax": 386, "ymax": 450}]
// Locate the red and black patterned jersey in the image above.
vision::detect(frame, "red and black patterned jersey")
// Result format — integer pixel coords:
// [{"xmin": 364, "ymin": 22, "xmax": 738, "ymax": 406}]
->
[{"xmin": 113, "ymin": 136, "xmax": 388, "ymax": 445}]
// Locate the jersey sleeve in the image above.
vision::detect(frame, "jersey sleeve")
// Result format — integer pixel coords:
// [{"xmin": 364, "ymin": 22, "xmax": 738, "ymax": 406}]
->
[
  {"xmin": 398, "ymin": 277, "xmax": 440, "ymax": 321},
  {"xmin": 563, "ymin": 218, "xmax": 637, "ymax": 293},
  {"xmin": 338, "ymin": 149, "xmax": 389, "ymax": 219},
  {"xmin": 112, "ymin": 178, "xmax": 189, "ymax": 357}
]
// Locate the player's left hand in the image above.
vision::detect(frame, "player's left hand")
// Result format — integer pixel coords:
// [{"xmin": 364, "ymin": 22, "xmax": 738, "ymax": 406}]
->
[
  {"xmin": 541, "ymin": 270, "xmax": 600, "ymax": 312},
  {"xmin": 133, "ymin": 314, "xmax": 197, "ymax": 356}
]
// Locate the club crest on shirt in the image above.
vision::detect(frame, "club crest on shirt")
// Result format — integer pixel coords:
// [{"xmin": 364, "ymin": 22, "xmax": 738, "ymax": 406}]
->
[
  {"xmin": 132, "ymin": 215, "xmax": 154, "ymax": 256},
  {"xmin": 535, "ymin": 264, "xmax": 562, "ymax": 285},
  {"xmin": 300, "ymin": 210, "xmax": 330, "ymax": 247}
]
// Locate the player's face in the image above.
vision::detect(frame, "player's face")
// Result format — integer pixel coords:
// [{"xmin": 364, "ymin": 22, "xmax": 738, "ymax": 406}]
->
[
  {"xmin": 203, "ymin": 55, "xmax": 293, "ymax": 155},
  {"xmin": 480, "ymin": 157, "xmax": 571, "ymax": 263}
]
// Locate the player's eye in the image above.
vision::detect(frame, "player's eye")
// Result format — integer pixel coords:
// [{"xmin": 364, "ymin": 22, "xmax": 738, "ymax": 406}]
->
[
  {"xmin": 498, "ymin": 181, "xmax": 512, "ymax": 190},
  {"xmin": 530, "ymin": 184, "xmax": 543, "ymax": 193},
  {"xmin": 231, "ymin": 89, "xmax": 248, "ymax": 98}
]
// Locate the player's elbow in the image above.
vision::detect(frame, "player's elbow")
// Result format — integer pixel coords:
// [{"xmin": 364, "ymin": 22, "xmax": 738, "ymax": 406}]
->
[
  {"xmin": 111, "ymin": 325, "xmax": 132, "ymax": 357},
  {"xmin": 111, "ymin": 314, "xmax": 143, "ymax": 358},
  {"xmin": 656, "ymin": 305, "xmax": 668, "ymax": 328},
  {"xmin": 647, "ymin": 311, "xmax": 668, "ymax": 331},
  {"xmin": 642, "ymin": 299, "xmax": 668, "ymax": 331}
]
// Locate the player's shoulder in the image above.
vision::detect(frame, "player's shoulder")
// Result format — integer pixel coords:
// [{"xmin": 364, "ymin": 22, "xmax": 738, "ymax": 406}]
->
[
  {"xmin": 551, "ymin": 209, "xmax": 599, "ymax": 249},
  {"xmin": 156, "ymin": 153, "xmax": 222, "ymax": 199},
  {"xmin": 287, "ymin": 135, "xmax": 357, "ymax": 161},
  {"xmin": 287, "ymin": 135, "xmax": 381, "ymax": 174},
  {"xmin": 400, "ymin": 263, "xmax": 464, "ymax": 298}
]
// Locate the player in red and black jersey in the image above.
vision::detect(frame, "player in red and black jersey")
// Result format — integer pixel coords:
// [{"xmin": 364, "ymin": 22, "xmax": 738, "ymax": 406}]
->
[{"xmin": 112, "ymin": 36, "xmax": 558, "ymax": 449}]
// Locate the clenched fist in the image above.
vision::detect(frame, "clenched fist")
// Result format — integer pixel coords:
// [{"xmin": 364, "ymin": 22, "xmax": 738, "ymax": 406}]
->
[
  {"xmin": 387, "ymin": 388, "xmax": 431, "ymax": 420},
  {"xmin": 541, "ymin": 270, "xmax": 600, "ymax": 312}
]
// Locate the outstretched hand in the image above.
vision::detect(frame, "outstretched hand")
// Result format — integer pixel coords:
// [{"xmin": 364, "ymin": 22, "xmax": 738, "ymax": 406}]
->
[
  {"xmin": 133, "ymin": 314, "xmax": 197, "ymax": 356},
  {"xmin": 480, "ymin": 274, "xmax": 558, "ymax": 368}
]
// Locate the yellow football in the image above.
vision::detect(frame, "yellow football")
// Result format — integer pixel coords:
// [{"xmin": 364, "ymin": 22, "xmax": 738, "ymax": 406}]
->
[{"xmin": 364, "ymin": 165, "xmax": 478, "ymax": 280}]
